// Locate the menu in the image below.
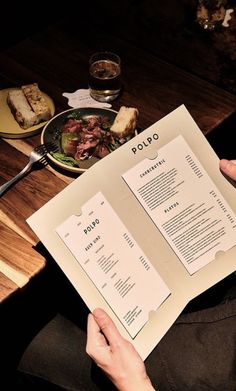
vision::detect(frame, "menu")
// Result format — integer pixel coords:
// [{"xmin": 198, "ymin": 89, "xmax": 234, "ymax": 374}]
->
[
  {"xmin": 27, "ymin": 105, "xmax": 236, "ymax": 360},
  {"xmin": 56, "ymin": 192, "xmax": 171, "ymax": 338},
  {"xmin": 122, "ymin": 135, "xmax": 236, "ymax": 275}
]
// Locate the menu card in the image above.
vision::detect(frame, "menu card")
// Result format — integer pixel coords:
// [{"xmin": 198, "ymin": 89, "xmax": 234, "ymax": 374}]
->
[
  {"xmin": 122, "ymin": 135, "xmax": 236, "ymax": 275},
  {"xmin": 56, "ymin": 192, "xmax": 171, "ymax": 338},
  {"xmin": 27, "ymin": 105, "xmax": 236, "ymax": 360}
]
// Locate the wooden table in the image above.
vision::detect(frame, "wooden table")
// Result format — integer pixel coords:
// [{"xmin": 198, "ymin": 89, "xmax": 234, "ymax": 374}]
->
[
  {"xmin": 1, "ymin": 17, "xmax": 236, "ymax": 303},
  {"xmin": 81, "ymin": 1, "xmax": 236, "ymax": 95}
]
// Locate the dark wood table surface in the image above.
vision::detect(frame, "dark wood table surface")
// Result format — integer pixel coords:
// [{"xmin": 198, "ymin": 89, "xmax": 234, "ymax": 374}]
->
[
  {"xmin": 83, "ymin": 0, "xmax": 236, "ymax": 95},
  {"xmin": 1, "ymin": 15, "xmax": 236, "ymax": 302}
]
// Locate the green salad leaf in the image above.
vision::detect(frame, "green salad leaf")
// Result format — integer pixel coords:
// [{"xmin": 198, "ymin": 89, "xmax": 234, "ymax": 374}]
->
[
  {"xmin": 66, "ymin": 112, "xmax": 79, "ymax": 120},
  {"xmin": 50, "ymin": 152, "xmax": 79, "ymax": 167}
]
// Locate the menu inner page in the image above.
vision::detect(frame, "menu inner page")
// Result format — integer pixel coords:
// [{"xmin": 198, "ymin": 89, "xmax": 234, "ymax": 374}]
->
[
  {"xmin": 123, "ymin": 135, "xmax": 236, "ymax": 275},
  {"xmin": 56, "ymin": 192, "xmax": 171, "ymax": 338}
]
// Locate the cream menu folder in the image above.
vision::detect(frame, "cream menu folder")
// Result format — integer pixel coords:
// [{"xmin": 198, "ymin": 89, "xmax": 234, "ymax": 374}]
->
[{"xmin": 27, "ymin": 105, "xmax": 236, "ymax": 360}]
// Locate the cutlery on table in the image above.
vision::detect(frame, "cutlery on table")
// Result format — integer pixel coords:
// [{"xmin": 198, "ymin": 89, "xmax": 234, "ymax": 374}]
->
[{"xmin": 0, "ymin": 143, "xmax": 58, "ymax": 196}]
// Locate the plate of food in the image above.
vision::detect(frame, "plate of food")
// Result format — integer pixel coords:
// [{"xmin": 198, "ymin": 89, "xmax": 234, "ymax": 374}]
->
[
  {"xmin": 41, "ymin": 106, "xmax": 139, "ymax": 173},
  {"xmin": 0, "ymin": 83, "xmax": 55, "ymax": 138}
]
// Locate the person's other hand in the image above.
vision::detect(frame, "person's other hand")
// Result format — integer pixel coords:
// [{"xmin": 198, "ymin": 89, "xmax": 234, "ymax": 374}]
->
[
  {"xmin": 219, "ymin": 159, "xmax": 236, "ymax": 181},
  {"xmin": 86, "ymin": 308, "xmax": 155, "ymax": 391}
]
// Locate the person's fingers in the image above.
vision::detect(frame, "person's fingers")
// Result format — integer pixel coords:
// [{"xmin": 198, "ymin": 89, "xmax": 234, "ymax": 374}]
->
[
  {"xmin": 220, "ymin": 159, "xmax": 236, "ymax": 181},
  {"xmin": 86, "ymin": 313, "xmax": 107, "ymax": 354},
  {"xmin": 92, "ymin": 308, "xmax": 124, "ymax": 347},
  {"xmin": 87, "ymin": 312, "xmax": 100, "ymax": 340}
]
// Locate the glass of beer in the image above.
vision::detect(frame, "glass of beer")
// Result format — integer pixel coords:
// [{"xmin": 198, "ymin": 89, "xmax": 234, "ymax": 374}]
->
[
  {"xmin": 88, "ymin": 51, "xmax": 121, "ymax": 102},
  {"xmin": 196, "ymin": 0, "xmax": 227, "ymax": 30}
]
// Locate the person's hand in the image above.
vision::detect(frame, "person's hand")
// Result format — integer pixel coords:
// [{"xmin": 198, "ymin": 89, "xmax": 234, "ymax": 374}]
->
[
  {"xmin": 219, "ymin": 159, "xmax": 236, "ymax": 181},
  {"xmin": 86, "ymin": 308, "xmax": 155, "ymax": 391}
]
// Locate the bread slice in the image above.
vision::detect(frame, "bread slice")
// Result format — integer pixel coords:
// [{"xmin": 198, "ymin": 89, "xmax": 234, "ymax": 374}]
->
[
  {"xmin": 110, "ymin": 106, "xmax": 139, "ymax": 139},
  {"xmin": 21, "ymin": 83, "xmax": 52, "ymax": 122},
  {"xmin": 7, "ymin": 90, "xmax": 39, "ymax": 129}
]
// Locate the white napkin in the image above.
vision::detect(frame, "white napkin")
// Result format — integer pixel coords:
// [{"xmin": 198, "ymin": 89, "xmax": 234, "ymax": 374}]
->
[
  {"xmin": 62, "ymin": 89, "xmax": 112, "ymax": 108},
  {"xmin": 222, "ymin": 8, "xmax": 234, "ymax": 27}
]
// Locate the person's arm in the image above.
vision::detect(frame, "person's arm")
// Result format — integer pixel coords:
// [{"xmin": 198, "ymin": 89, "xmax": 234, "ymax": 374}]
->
[
  {"xmin": 86, "ymin": 308, "xmax": 156, "ymax": 391},
  {"xmin": 219, "ymin": 159, "xmax": 236, "ymax": 181}
]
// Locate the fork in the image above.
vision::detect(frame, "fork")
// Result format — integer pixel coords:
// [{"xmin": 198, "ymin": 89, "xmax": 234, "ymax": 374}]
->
[{"xmin": 0, "ymin": 143, "xmax": 57, "ymax": 197}]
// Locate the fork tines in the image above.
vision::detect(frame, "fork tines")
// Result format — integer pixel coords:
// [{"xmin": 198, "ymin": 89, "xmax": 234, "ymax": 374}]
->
[{"xmin": 43, "ymin": 142, "xmax": 59, "ymax": 154}]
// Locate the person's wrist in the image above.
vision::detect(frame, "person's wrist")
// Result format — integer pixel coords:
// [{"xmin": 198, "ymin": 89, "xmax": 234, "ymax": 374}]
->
[
  {"xmin": 116, "ymin": 375, "xmax": 156, "ymax": 391},
  {"xmin": 140, "ymin": 376, "xmax": 156, "ymax": 391}
]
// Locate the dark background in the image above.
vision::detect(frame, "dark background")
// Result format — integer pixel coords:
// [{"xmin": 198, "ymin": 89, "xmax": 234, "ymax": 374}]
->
[
  {"xmin": 1, "ymin": 1, "xmax": 199, "ymax": 48},
  {"xmin": 1, "ymin": 0, "xmax": 236, "ymax": 158},
  {"xmin": 2, "ymin": 1, "xmax": 235, "ymax": 41},
  {"xmin": 2, "ymin": 0, "xmax": 236, "ymax": 93}
]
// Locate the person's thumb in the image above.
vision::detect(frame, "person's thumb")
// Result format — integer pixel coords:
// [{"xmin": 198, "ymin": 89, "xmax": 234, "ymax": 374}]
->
[{"xmin": 93, "ymin": 308, "xmax": 123, "ymax": 346}]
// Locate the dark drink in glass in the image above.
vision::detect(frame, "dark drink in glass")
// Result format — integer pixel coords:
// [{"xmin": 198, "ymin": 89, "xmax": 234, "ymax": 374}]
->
[
  {"xmin": 89, "ymin": 52, "xmax": 121, "ymax": 102},
  {"xmin": 196, "ymin": 0, "xmax": 227, "ymax": 30}
]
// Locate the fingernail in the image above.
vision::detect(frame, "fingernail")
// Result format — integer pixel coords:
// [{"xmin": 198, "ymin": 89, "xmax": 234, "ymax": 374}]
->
[{"xmin": 220, "ymin": 159, "xmax": 229, "ymax": 169}]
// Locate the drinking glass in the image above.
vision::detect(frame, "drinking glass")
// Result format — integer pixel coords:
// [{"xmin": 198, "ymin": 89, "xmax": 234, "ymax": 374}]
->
[
  {"xmin": 88, "ymin": 51, "xmax": 121, "ymax": 102},
  {"xmin": 196, "ymin": 0, "xmax": 227, "ymax": 30}
]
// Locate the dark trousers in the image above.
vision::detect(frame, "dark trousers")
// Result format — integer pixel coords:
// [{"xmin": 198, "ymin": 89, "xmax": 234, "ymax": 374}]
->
[{"xmin": 15, "ymin": 271, "xmax": 236, "ymax": 391}]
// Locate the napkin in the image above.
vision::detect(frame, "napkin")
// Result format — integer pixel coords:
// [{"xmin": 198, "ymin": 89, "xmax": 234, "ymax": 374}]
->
[
  {"xmin": 62, "ymin": 89, "xmax": 112, "ymax": 108},
  {"xmin": 222, "ymin": 9, "xmax": 234, "ymax": 27}
]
